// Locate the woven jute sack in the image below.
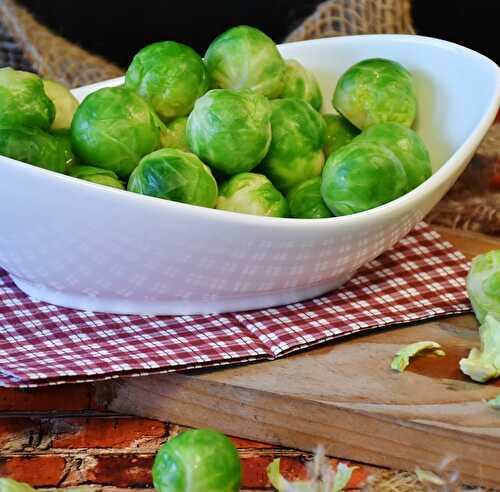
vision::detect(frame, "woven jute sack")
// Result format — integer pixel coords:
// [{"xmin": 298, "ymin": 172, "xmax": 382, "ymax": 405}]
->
[{"xmin": 0, "ymin": 0, "xmax": 122, "ymax": 87}]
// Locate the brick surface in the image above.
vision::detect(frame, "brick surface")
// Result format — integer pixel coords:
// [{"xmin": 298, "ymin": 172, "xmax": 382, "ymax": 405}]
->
[
  {"xmin": 0, "ymin": 455, "xmax": 66, "ymax": 486},
  {"xmin": 83, "ymin": 455, "xmax": 154, "ymax": 488},
  {"xmin": 0, "ymin": 385, "xmax": 91, "ymax": 412},
  {"xmin": 0, "ymin": 418, "xmax": 39, "ymax": 452},
  {"xmin": 51, "ymin": 417, "xmax": 167, "ymax": 449}
]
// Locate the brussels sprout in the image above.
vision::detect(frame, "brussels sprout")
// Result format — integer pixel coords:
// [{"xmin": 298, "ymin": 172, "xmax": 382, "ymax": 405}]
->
[
  {"xmin": 159, "ymin": 116, "xmax": 189, "ymax": 151},
  {"xmin": 128, "ymin": 148, "xmax": 217, "ymax": 208},
  {"xmin": 187, "ymin": 89, "xmax": 271, "ymax": 175},
  {"xmin": 466, "ymin": 250, "xmax": 500, "ymax": 324},
  {"xmin": 152, "ymin": 428, "xmax": 241, "ymax": 492},
  {"xmin": 258, "ymin": 98, "xmax": 326, "ymax": 193},
  {"xmin": 0, "ymin": 478, "xmax": 35, "ymax": 492},
  {"xmin": 69, "ymin": 165, "xmax": 125, "ymax": 189},
  {"xmin": 0, "ymin": 126, "xmax": 73, "ymax": 173},
  {"xmin": 50, "ymin": 128, "xmax": 78, "ymax": 172},
  {"xmin": 323, "ymin": 114, "xmax": 359, "ymax": 157},
  {"xmin": 333, "ymin": 58, "xmax": 417, "ymax": 130},
  {"xmin": 0, "ymin": 67, "xmax": 55, "ymax": 130},
  {"xmin": 125, "ymin": 41, "xmax": 209, "ymax": 120},
  {"xmin": 359, "ymin": 122, "xmax": 431, "ymax": 191},
  {"xmin": 217, "ymin": 173, "xmax": 288, "ymax": 217},
  {"xmin": 43, "ymin": 79, "xmax": 79, "ymax": 130},
  {"xmin": 71, "ymin": 85, "xmax": 160, "ymax": 179},
  {"xmin": 321, "ymin": 140, "xmax": 407, "ymax": 215},
  {"xmin": 205, "ymin": 25, "xmax": 285, "ymax": 98},
  {"xmin": 281, "ymin": 59, "xmax": 323, "ymax": 111},
  {"xmin": 287, "ymin": 177, "xmax": 332, "ymax": 219},
  {"xmin": 459, "ymin": 314, "xmax": 500, "ymax": 383}
]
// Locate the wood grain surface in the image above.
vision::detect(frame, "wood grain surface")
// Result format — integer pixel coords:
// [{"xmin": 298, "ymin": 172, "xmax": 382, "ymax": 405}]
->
[{"xmin": 95, "ymin": 229, "xmax": 500, "ymax": 489}]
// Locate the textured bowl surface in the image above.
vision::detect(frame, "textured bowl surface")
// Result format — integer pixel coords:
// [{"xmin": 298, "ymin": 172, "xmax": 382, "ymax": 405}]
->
[{"xmin": 1, "ymin": 35, "xmax": 499, "ymax": 315}]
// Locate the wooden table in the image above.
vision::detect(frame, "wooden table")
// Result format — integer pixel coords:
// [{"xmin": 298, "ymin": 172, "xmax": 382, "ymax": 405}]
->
[{"xmin": 0, "ymin": 227, "xmax": 498, "ymax": 491}]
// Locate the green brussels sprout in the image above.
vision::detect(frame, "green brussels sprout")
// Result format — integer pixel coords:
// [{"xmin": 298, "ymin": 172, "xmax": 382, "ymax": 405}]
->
[
  {"xmin": 125, "ymin": 41, "xmax": 209, "ymax": 120},
  {"xmin": 258, "ymin": 98, "xmax": 326, "ymax": 193},
  {"xmin": 205, "ymin": 25, "xmax": 285, "ymax": 98},
  {"xmin": 128, "ymin": 148, "xmax": 218, "ymax": 208},
  {"xmin": 159, "ymin": 116, "xmax": 189, "ymax": 151},
  {"xmin": 0, "ymin": 126, "xmax": 73, "ymax": 173},
  {"xmin": 323, "ymin": 114, "xmax": 360, "ymax": 158},
  {"xmin": 186, "ymin": 89, "xmax": 271, "ymax": 175},
  {"xmin": 43, "ymin": 79, "xmax": 79, "ymax": 130},
  {"xmin": 0, "ymin": 478, "xmax": 35, "ymax": 492},
  {"xmin": 71, "ymin": 85, "xmax": 160, "ymax": 179},
  {"xmin": 287, "ymin": 177, "xmax": 332, "ymax": 219},
  {"xmin": 321, "ymin": 140, "xmax": 407, "ymax": 215},
  {"xmin": 333, "ymin": 58, "xmax": 417, "ymax": 130},
  {"xmin": 69, "ymin": 165, "xmax": 125, "ymax": 189},
  {"xmin": 50, "ymin": 128, "xmax": 78, "ymax": 172},
  {"xmin": 359, "ymin": 122, "xmax": 431, "ymax": 192},
  {"xmin": 217, "ymin": 172, "xmax": 288, "ymax": 217},
  {"xmin": 281, "ymin": 59, "xmax": 323, "ymax": 111},
  {"xmin": 152, "ymin": 428, "xmax": 241, "ymax": 492},
  {"xmin": 0, "ymin": 67, "xmax": 55, "ymax": 130},
  {"xmin": 466, "ymin": 250, "xmax": 500, "ymax": 324}
]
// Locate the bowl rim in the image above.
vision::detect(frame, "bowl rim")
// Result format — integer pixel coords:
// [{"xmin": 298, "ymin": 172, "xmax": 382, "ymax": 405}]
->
[{"xmin": 4, "ymin": 34, "xmax": 500, "ymax": 231}]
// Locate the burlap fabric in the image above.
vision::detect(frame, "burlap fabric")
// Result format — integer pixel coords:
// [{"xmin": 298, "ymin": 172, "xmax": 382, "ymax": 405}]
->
[{"xmin": 0, "ymin": 3, "xmax": 497, "ymax": 488}]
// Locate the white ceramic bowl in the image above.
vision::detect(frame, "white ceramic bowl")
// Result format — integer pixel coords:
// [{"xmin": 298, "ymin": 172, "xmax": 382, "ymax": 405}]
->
[{"xmin": 0, "ymin": 35, "xmax": 499, "ymax": 315}]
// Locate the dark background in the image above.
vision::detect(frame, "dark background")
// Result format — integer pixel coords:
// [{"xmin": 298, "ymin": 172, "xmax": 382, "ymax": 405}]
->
[{"xmin": 18, "ymin": 0, "xmax": 500, "ymax": 68}]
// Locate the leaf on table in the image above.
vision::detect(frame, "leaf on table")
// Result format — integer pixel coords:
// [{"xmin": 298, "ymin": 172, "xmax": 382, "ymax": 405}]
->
[
  {"xmin": 390, "ymin": 341, "xmax": 445, "ymax": 372},
  {"xmin": 460, "ymin": 314, "xmax": 500, "ymax": 382},
  {"xmin": 415, "ymin": 467, "xmax": 446, "ymax": 486},
  {"xmin": 487, "ymin": 394, "xmax": 500, "ymax": 408}
]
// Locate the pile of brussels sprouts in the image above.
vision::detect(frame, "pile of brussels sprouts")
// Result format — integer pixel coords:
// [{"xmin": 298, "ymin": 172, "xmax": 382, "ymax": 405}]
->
[{"xmin": 0, "ymin": 25, "xmax": 432, "ymax": 219}]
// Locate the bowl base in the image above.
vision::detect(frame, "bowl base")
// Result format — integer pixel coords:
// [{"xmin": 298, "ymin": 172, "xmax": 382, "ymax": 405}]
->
[{"xmin": 11, "ymin": 273, "xmax": 354, "ymax": 316}]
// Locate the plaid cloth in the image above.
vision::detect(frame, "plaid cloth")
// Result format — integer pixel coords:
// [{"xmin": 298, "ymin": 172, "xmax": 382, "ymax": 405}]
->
[{"xmin": 0, "ymin": 222, "xmax": 471, "ymax": 388}]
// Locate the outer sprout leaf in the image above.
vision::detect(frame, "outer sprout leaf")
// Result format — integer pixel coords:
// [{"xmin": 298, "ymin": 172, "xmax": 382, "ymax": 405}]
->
[
  {"xmin": 69, "ymin": 165, "xmax": 125, "ymax": 189},
  {"xmin": 459, "ymin": 314, "xmax": 500, "ymax": 383},
  {"xmin": 43, "ymin": 79, "xmax": 79, "ymax": 130},
  {"xmin": 415, "ymin": 468, "xmax": 445, "ymax": 486},
  {"xmin": 390, "ymin": 341, "xmax": 444, "ymax": 373},
  {"xmin": 487, "ymin": 395, "xmax": 500, "ymax": 409},
  {"xmin": 466, "ymin": 250, "xmax": 500, "ymax": 324},
  {"xmin": 281, "ymin": 59, "xmax": 323, "ymax": 111}
]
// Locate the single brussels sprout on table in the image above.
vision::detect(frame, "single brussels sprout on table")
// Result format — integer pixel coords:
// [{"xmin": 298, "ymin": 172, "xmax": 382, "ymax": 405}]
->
[
  {"xmin": 71, "ymin": 85, "xmax": 160, "ymax": 179},
  {"xmin": 333, "ymin": 58, "xmax": 417, "ymax": 130},
  {"xmin": 69, "ymin": 165, "xmax": 125, "ymax": 189},
  {"xmin": 205, "ymin": 25, "xmax": 285, "ymax": 98},
  {"xmin": 258, "ymin": 98, "xmax": 326, "ymax": 193},
  {"xmin": 0, "ymin": 126, "xmax": 73, "ymax": 174},
  {"xmin": 152, "ymin": 428, "xmax": 241, "ymax": 492},
  {"xmin": 42, "ymin": 79, "xmax": 79, "ymax": 130},
  {"xmin": 287, "ymin": 177, "xmax": 332, "ymax": 219},
  {"xmin": 359, "ymin": 122, "xmax": 431, "ymax": 192},
  {"xmin": 0, "ymin": 67, "xmax": 55, "ymax": 130},
  {"xmin": 158, "ymin": 116, "xmax": 189, "ymax": 151},
  {"xmin": 217, "ymin": 173, "xmax": 288, "ymax": 217},
  {"xmin": 125, "ymin": 41, "xmax": 209, "ymax": 120},
  {"xmin": 187, "ymin": 89, "xmax": 271, "ymax": 175},
  {"xmin": 323, "ymin": 113, "xmax": 360, "ymax": 158},
  {"xmin": 128, "ymin": 148, "xmax": 218, "ymax": 208},
  {"xmin": 281, "ymin": 59, "xmax": 323, "ymax": 111},
  {"xmin": 466, "ymin": 249, "xmax": 500, "ymax": 324},
  {"xmin": 321, "ymin": 140, "xmax": 407, "ymax": 216}
]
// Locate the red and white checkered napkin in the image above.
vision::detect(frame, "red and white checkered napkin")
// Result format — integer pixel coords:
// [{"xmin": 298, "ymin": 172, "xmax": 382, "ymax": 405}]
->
[{"xmin": 0, "ymin": 222, "xmax": 471, "ymax": 387}]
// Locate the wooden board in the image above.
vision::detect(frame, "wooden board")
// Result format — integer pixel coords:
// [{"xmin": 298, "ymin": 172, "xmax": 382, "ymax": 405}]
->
[{"xmin": 95, "ymin": 228, "xmax": 500, "ymax": 489}]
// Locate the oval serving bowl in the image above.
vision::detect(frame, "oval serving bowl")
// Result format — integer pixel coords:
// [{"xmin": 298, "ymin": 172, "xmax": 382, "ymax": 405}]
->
[{"xmin": 0, "ymin": 35, "xmax": 499, "ymax": 315}]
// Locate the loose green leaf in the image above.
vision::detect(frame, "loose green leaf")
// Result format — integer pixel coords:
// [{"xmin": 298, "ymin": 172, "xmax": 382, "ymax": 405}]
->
[
  {"xmin": 390, "ymin": 341, "xmax": 445, "ymax": 372},
  {"xmin": 415, "ymin": 468, "xmax": 445, "ymax": 486},
  {"xmin": 487, "ymin": 395, "xmax": 500, "ymax": 409},
  {"xmin": 0, "ymin": 478, "xmax": 35, "ymax": 492},
  {"xmin": 460, "ymin": 314, "xmax": 500, "ymax": 383},
  {"xmin": 466, "ymin": 250, "xmax": 500, "ymax": 324}
]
